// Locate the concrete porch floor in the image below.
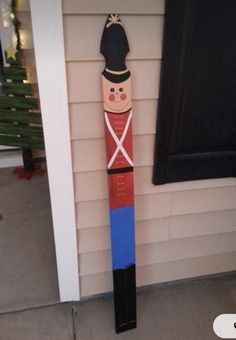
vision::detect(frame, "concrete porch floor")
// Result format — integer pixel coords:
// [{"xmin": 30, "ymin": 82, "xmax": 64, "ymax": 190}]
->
[
  {"xmin": 0, "ymin": 273, "xmax": 236, "ymax": 339},
  {"xmin": 0, "ymin": 167, "xmax": 59, "ymax": 313},
  {"xmin": 1, "ymin": 167, "xmax": 236, "ymax": 339}
]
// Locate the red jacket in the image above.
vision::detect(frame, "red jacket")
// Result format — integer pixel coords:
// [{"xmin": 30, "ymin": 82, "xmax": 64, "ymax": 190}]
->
[
  {"xmin": 104, "ymin": 108, "xmax": 134, "ymax": 209},
  {"xmin": 104, "ymin": 108, "xmax": 133, "ymax": 170}
]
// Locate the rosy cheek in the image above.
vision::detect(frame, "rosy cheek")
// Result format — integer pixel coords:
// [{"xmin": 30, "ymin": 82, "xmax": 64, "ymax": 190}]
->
[
  {"xmin": 120, "ymin": 93, "xmax": 127, "ymax": 101},
  {"xmin": 109, "ymin": 94, "xmax": 115, "ymax": 101}
]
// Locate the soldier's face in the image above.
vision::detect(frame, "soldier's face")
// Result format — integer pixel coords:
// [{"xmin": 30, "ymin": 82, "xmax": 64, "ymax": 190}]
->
[{"xmin": 102, "ymin": 76, "xmax": 131, "ymax": 113}]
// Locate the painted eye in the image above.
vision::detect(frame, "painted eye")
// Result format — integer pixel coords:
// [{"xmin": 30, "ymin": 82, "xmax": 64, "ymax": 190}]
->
[
  {"xmin": 119, "ymin": 88, "xmax": 123, "ymax": 92},
  {"xmin": 110, "ymin": 88, "xmax": 115, "ymax": 92}
]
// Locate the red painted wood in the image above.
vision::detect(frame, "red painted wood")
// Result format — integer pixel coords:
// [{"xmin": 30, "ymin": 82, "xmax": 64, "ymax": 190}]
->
[
  {"xmin": 108, "ymin": 172, "xmax": 134, "ymax": 209},
  {"xmin": 100, "ymin": 14, "xmax": 136, "ymax": 333},
  {"xmin": 104, "ymin": 109, "xmax": 133, "ymax": 170}
]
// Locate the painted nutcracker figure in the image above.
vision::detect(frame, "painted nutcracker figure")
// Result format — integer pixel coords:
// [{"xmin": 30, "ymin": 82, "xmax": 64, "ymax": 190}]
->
[{"xmin": 100, "ymin": 14, "xmax": 136, "ymax": 333}]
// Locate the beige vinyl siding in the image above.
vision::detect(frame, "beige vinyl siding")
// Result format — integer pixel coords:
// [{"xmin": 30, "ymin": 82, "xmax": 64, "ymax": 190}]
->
[
  {"xmin": 63, "ymin": 1, "xmax": 236, "ymax": 297},
  {"xmin": 67, "ymin": 60, "xmax": 161, "ymax": 103},
  {"xmin": 74, "ymin": 168, "xmax": 236, "ymax": 202},
  {"xmin": 70, "ymin": 100, "xmax": 158, "ymax": 139},
  {"xmin": 79, "ymin": 232, "xmax": 236, "ymax": 276},
  {"xmin": 62, "ymin": 0, "xmax": 165, "ymax": 15},
  {"xmin": 78, "ymin": 210, "xmax": 236, "ymax": 253},
  {"xmin": 81, "ymin": 252, "xmax": 236, "ymax": 296},
  {"xmin": 64, "ymin": 15, "xmax": 163, "ymax": 61}
]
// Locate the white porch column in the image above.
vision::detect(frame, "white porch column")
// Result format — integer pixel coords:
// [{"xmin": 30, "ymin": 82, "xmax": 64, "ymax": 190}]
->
[{"xmin": 29, "ymin": 0, "xmax": 80, "ymax": 301}]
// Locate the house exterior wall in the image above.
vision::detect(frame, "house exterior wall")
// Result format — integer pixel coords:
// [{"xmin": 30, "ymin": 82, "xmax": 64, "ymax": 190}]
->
[{"xmin": 62, "ymin": 0, "xmax": 236, "ymax": 297}]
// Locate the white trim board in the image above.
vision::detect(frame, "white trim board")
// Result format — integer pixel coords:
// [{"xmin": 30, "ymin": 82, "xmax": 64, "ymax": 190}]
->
[{"xmin": 30, "ymin": 0, "xmax": 80, "ymax": 301}]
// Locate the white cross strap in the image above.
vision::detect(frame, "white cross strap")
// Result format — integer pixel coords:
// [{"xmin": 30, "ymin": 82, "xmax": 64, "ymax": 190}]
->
[{"xmin": 105, "ymin": 111, "xmax": 133, "ymax": 169}]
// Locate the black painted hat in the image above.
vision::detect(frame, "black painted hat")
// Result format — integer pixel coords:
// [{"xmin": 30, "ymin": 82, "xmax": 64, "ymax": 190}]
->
[{"xmin": 100, "ymin": 14, "xmax": 130, "ymax": 83}]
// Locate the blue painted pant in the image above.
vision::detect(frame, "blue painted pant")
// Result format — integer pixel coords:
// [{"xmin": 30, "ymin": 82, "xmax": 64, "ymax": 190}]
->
[{"xmin": 110, "ymin": 206, "xmax": 135, "ymax": 270}]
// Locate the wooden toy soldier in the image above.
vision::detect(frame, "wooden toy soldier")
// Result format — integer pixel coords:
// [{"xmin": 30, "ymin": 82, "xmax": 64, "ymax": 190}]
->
[{"xmin": 100, "ymin": 14, "xmax": 136, "ymax": 333}]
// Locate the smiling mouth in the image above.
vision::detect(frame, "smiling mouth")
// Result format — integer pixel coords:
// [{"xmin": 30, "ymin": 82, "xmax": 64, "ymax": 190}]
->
[{"xmin": 104, "ymin": 100, "xmax": 130, "ymax": 112}]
